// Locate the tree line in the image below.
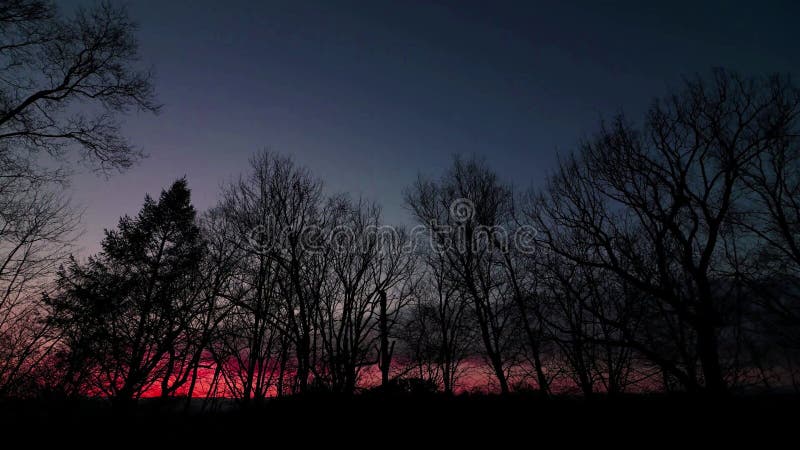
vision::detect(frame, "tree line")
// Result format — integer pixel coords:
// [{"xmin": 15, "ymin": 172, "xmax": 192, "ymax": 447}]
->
[{"xmin": 1, "ymin": 1, "xmax": 799, "ymax": 402}]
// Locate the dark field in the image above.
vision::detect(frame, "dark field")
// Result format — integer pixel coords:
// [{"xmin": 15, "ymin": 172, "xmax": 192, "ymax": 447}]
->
[{"xmin": 2, "ymin": 394, "xmax": 796, "ymax": 443}]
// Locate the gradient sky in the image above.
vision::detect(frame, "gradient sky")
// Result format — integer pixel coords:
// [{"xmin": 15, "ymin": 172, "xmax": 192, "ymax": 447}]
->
[{"xmin": 61, "ymin": 0, "xmax": 800, "ymax": 254}]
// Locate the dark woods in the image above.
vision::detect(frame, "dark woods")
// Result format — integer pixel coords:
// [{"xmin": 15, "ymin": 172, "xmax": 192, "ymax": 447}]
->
[
  {"xmin": 1, "ymin": 1, "xmax": 800, "ymax": 409},
  {"xmin": 0, "ymin": 0, "xmax": 158, "ymax": 399}
]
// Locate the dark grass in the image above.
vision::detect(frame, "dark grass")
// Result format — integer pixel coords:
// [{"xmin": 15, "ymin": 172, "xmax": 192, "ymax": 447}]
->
[{"xmin": 2, "ymin": 392, "xmax": 797, "ymax": 442}]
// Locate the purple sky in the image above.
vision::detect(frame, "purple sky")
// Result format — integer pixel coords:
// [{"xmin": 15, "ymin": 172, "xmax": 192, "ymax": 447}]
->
[{"xmin": 62, "ymin": 0, "xmax": 800, "ymax": 255}]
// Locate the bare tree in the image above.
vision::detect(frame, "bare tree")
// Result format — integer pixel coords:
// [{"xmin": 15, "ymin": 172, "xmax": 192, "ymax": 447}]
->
[
  {"xmin": 0, "ymin": 176, "xmax": 78, "ymax": 396},
  {"xmin": 316, "ymin": 197, "xmax": 415, "ymax": 393},
  {"xmin": 529, "ymin": 70, "xmax": 798, "ymax": 394},
  {"xmin": 534, "ymin": 243, "xmax": 640, "ymax": 396},
  {"xmin": 405, "ymin": 157, "xmax": 524, "ymax": 393},
  {"xmin": 0, "ymin": 0, "xmax": 159, "ymax": 181},
  {"xmin": 400, "ymin": 251, "xmax": 475, "ymax": 394},
  {"xmin": 176, "ymin": 209, "xmax": 240, "ymax": 404},
  {"xmin": 262, "ymin": 154, "xmax": 329, "ymax": 393},
  {"xmin": 212, "ymin": 152, "xmax": 333, "ymax": 396},
  {"xmin": 210, "ymin": 157, "xmax": 288, "ymax": 401},
  {"xmin": 0, "ymin": 0, "xmax": 158, "ymax": 398},
  {"xmin": 156, "ymin": 210, "xmax": 239, "ymax": 400},
  {"xmin": 732, "ymin": 76, "xmax": 800, "ymax": 387}
]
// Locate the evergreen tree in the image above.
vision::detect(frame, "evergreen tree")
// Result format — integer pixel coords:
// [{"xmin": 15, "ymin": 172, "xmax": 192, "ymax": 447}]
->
[{"xmin": 47, "ymin": 179, "xmax": 203, "ymax": 402}]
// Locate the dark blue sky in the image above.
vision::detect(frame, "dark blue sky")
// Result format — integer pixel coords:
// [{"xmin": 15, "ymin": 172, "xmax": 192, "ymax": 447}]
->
[{"xmin": 64, "ymin": 0, "xmax": 800, "ymax": 253}]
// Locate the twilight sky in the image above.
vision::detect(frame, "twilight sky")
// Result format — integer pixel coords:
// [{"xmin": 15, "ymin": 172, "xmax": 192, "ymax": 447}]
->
[{"xmin": 61, "ymin": 0, "xmax": 800, "ymax": 254}]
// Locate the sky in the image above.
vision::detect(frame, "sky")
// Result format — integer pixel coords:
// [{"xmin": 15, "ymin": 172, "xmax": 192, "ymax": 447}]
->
[{"xmin": 60, "ymin": 0, "xmax": 800, "ymax": 254}]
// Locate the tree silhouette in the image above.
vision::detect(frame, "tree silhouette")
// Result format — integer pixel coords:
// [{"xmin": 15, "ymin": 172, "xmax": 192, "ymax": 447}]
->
[
  {"xmin": 0, "ymin": 0, "xmax": 158, "ymax": 400},
  {"xmin": 399, "ymin": 252, "xmax": 475, "ymax": 394},
  {"xmin": 0, "ymin": 176, "xmax": 79, "ymax": 396},
  {"xmin": 0, "ymin": 0, "xmax": 159, "ymax": 182},
  {"xmin": 46, "ymin": 179, "xmax": 202, "ymax": 404},
  {"xmin": 318, "ymin": 197, "xmax": 414, "ymax": 393},
  {"xmin": 527, "ymin": 70, "xmax": 800, "ymax": 394},
  {"xmin": 4, "ymin": 70, "xmax": 800, "ymax": 402},
  {"xmin": 405, "ymin": 157, "xmax": 526, "ymax": 394}
]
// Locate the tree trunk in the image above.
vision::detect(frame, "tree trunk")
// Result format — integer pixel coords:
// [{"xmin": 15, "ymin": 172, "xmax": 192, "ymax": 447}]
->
[
  {"xmin": 697, "ymin": 319, "xmax": 726, "ymax": 394},
  {"xmin": 296, "ymin": 335, "xmax": 310, "ymax": 393},
  {"xmin": 489, "ymin": 351, "xmax": 510, "ymax": 394},
  {"xmin": 378, "ymin": 290, "xmax": 393, "ymax": 389},
  {"xmin": 696, "ymin": 278, "xmax": 726, "ymax": 395}
]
